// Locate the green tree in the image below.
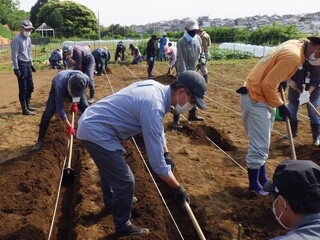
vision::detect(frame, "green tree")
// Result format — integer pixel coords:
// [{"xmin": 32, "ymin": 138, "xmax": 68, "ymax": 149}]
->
[
  {"xmin": 101, "ymin": 24, "xmax": 135, "ymax": 39},
  {"xmin": 0, "ymin": 0, "xmax": 29, "ymax": 30},
  {"xmin": 36, "ymin": 1, "xmax": 98, "ymax": 38},
  {"xmin": 30, "ymin": 0, "xmax": 59, "ymax": 28}
]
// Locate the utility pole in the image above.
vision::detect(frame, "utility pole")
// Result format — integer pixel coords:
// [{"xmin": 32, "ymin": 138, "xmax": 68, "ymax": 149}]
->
[{"xmin": 98, "ymin": 11, "xmax": 101, "ymax": 40}]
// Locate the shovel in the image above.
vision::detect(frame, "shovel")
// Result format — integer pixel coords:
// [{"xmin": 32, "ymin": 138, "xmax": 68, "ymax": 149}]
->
[
  {"xmin": 280, "ymin": 86, "xmax": 297, "ymax": 160},
  {"xmin": 184, "ymin": 202, "xmax": 206, "ymax": 240},
  {"xmin": 63, "ymin": 111, "xmax": 76, "ymax": 182}
]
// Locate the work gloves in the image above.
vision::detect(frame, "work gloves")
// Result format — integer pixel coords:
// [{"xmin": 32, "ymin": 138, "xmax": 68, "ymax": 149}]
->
[
  {"xmin": 172, "ymin": 186, "xmax": 190, "ymax": 208},
  {"xmin": 71, "ymin": 103, "xmax": 78, "ymax": 113},
  {"xmin": 196, "ymin": 62, "xmax": 205, "ymax": 71},
  {"xmin": 298, "ymin": 90, "xmax": 310, "ymax": 105},
  {"xmin": 31, "ymin": 65, "xmax": 36, "ymax": 73},
  {"xmin": 278, "ymin": 104, "xmax": 291, "ymax": 120},
  {"xmin": 278, "ymin": 81, "xmax": 287, "ymax": 92},
  {"xmin": 14, "ymin": 69, "xmax": 21, "ymax": 78},
  {"xmin": 164, "ymin": 152, "xmax": 175, "ymax": 171},
  {"xmin": 67, "ymin": 125, "xmax": 75, "ymax": 136}
]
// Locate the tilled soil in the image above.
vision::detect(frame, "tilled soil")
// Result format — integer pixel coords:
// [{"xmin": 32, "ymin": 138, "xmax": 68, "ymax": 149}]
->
[{"xmin": 1, "ymin": 60, "xmax": 320, "ymax": 240}]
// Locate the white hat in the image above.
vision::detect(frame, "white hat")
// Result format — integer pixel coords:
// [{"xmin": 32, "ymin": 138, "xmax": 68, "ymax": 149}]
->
[{"xmin": 185, "ymin": 19, "xmax": 199, "ymax": 31}]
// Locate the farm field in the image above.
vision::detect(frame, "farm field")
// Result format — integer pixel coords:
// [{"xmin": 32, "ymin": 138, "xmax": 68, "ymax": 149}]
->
[{"xmin": 1, "ymin": 57, "xmax": 320, "ymax": 240}]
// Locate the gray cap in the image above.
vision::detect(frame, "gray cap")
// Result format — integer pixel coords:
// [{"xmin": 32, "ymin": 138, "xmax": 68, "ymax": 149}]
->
[
  {"xmin": 68, "ymin": 74, "xmax": 87, "ymax": 102},
  {"xmin": 176, "ymin": 71, "xmax": 207, "ymax": 110},
  {"xmin": 21, "ymin": 20, "xmax": 34, "ymax": 30},
  {"xmin": 185, "ymin": 19, "xmax": 199, "ymax": 31}
]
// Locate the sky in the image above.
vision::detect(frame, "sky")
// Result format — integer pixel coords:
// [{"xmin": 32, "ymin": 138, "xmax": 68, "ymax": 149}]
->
[{"xmin": 19, "ymin": 0, "xmax": 319, "ymax": 27}]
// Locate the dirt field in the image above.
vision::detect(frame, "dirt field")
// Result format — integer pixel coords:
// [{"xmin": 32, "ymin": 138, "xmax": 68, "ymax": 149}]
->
[{"xmin": 1, "ymin": 57, "xmax": 320, "ymax": 240}]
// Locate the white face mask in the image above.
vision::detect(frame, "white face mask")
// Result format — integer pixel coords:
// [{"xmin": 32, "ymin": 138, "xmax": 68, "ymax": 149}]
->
[
  {"xmin": 175, "ymin": 92, "xmax": 194, "ymax": 114},
  {"xmin": 308, "ymin": 52, "xmax": 319, "ymax": 61},
  {"xmin": 23, "ymin": 31, "xmax": 31, "ymax": 37},
  {"xmin": 272, "ymin": 195, "xmax": 290, "ymax": 230}
]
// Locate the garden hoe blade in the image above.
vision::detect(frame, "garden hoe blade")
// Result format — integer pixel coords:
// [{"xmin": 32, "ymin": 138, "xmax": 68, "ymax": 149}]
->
[{"xmin": 63, "ymin": 111, "xmax": 76, "ymax": 184}]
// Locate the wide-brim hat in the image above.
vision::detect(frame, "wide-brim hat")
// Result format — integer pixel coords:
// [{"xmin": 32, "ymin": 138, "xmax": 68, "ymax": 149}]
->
[{"xmin": 185, "ymin": 19, "xmax": 199, "ymax": 31}]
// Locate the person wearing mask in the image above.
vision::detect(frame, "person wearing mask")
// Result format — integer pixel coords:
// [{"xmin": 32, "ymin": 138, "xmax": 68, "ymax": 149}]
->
[
  {"xmin": 173, "ymin": 18, "xmax": 206, "ymax": 129},
  {"xmin": 31, "ymin": 70, "xmax": 91, "ymax": 151},
  {"xmin": 77, "ymin": 71, "xmax": 207, "ymax": 237},
  {"xmin": 158, "ymin": 32, "xmax": 169, "ymax": 61},
  {"xmin": 197, "ymin": 28, "xmax": 211, "ymax": 83},
  {"xmin": 263, "ymin": 160, "xmax": 320, "ymax": 239},
  {"xmin": 11, "ymin": 20, "xmax": 37, "ymax": 115},
  {"xmin": 92, "ymin": 47, "xmax": 111, "ymax": 76},
  {"xmin": 286, "ymin": 54, "xmax": 320, "ymax": 145},
  {"xmin": 164, "ymin": 42, "xmax": 177, "ymax": 75},
  {"xmin": 62, "ymin": 45, "xmax": 95, "ymax": 104},
  {"xmin": 128, "ymin": 44, "xmax": 142, "ymax": 64},
  {"xmin": 115, "ymin": 41, "xmax": 126, "ymax": 62},
  {"xmin": 146, "ymin": 35, "xmax": 159, "ymax": 79},
  {"xmin": 237, "ymin": 36, "xmax": 320, "ymax": 195}
]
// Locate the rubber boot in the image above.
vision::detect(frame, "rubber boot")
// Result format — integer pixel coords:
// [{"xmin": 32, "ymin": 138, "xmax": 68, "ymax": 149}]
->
[
  {"xmin": 203, "ymin": 75, "xmax": 208, "ymax": 83},
  {"xmin": 188, "ymin": 107, "xmax": 204, "ymax": 122},
  {"xmin": 31, "ymin": 127, "xmax": 46, "ymax": 151},
  {"xmin": 290, "ymin": 121, "xmax": 298, "ymax": 137},
  {"xmin": 247, "ymin": 168, "xmax": 268, "ymax": 195},
  {"xmin": 258, "ymin": 163, "xmax": 269, "ymax": 186},
  {"xmin": 21, "ymin": 100, "xmax": 35, "ymax": 115},
  {"xmin": 27, "ymin": 98, "xmax": 37, "ymax": 111},
  {"xmin": 173, "ymin": 114, "xmax": 182, "ymax": 129},
  {"xmin": 310, "ymin": 124, "xmax": 320, "ymax": 146}
]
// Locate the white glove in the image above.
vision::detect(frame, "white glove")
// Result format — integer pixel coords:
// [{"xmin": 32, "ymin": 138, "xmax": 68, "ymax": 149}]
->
[
  {"xmin": 88, "ymin": 98, "xmax": 94, "ymax": 104},
  {"xmin": 298, "ymin": 90, "xmax": 310, "ymax": 105}
]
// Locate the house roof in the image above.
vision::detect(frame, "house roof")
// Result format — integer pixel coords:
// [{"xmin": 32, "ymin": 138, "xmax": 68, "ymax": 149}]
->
[{"xmin": 35, "ymin": 23, "xmax": 54, "ymax": 31}]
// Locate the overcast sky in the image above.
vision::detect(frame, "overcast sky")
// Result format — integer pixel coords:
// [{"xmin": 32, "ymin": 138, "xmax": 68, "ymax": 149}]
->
[{"xmin": 19, "ymin": 0, "xmax": 319, "ymax": 26}]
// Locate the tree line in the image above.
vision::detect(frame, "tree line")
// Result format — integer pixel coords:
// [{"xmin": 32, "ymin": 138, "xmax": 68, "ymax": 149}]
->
[{"xmin": 1, "ymin": 0, "xmax": 307, "ymax": 46}]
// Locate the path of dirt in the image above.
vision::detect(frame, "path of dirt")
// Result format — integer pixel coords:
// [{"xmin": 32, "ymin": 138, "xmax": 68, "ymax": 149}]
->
[{"xmin": 1, "ymin": 60, "xmax": 320, "ymax": 240}]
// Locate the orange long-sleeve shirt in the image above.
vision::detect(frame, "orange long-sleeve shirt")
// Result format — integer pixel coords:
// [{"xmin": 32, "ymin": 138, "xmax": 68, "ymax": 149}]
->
[{"xmin": 245, "ymin": 40, "xmax": 306, "ymax": 108}]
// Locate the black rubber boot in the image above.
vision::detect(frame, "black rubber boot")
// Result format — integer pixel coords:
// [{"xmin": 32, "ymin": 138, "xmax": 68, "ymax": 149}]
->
[
  {"xmin": 203, "ymin": 75, "xmax": 208, "ymax": 83},
  {"xmin": 21, "ymin": 100, "xmax": 35, "ymax": 115},
  {"xmin": 27, "ymin": 98, "xmax": 37, "ymax": 111},
  {"xmin": 310, "ymin": 124, "xmax": 320, "ymax": 146},
  {"xmin": 31, "ymin": 127, "xmax": 46, "ymax": 151},
  {"xmin": 188, "ymin": 108, "xmax": 204, "ymax": 121},
  {"xmin": 290, "ymin": 121, "xmax": 298, "ymax": 137},
  {"xmin": 173, "ymin": 114, "xmax": 182, "ymax": 129}
]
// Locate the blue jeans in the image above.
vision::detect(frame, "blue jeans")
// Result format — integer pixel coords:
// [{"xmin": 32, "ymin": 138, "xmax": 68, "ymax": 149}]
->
[
  {"xmin": 132, "ymin": 56, "xmax": 142, "ymax": 64},
  {"xmin": 240, "ymin": 94, "xmax": 275, "ymax": 169},
  {"xmin": 92, "ymin": 52, "xmax": 105, "ymax": 75},
  {"xmin": 17, "ymin": 61, "xmax": 34, "ymax": 103},
  {"xmin": 287, "ymin": 87, "xmax": 320, "ymax": 124},
  {"xmin": 39, "ymin": 85, "xmax": 89, "ymax": 132},
  {"xmin": 82, "ymin": 140, "xmax": 134, "ymax": 232}
]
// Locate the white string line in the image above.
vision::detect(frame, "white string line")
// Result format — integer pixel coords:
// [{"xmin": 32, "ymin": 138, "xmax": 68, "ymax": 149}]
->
[
  {"xmin": 209, "ymin": 72, "xmax": 310, "ymax": 120},
  {"xmin": 47, "ymin": 138, "xmax": 70, "ymax": 240},
  {"xmin": 106, "ymin": 69, "xmax": 185, "ymax": 239},
  {"xmin": 204, "ymin": 95, "xmax": 304, "ymax": 146}
]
